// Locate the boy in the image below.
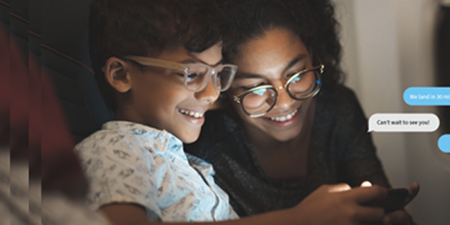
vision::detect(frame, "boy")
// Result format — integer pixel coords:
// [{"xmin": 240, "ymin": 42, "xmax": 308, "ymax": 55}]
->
[
  {"xmin": 76, "ymin": 0, "xmax": 240, "ymax": 222},
  {"xmin": 76, "ymin": 0, "xmax": 391, "ymax": 224}
]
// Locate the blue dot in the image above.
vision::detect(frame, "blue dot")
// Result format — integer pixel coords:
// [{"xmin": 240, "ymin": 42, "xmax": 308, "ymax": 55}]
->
[{"xmin": 438, "ymin": 134, "xmax": 450, "ymax": 153}]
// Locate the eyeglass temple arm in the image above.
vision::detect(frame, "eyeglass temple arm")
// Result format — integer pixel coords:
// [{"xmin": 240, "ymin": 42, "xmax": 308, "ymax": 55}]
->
[{"xmin": 124, "ymin": 56, "xmax": 186, "ymax": 71}]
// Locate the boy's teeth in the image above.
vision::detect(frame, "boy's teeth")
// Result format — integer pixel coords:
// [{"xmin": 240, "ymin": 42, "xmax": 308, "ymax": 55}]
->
[
  {"xmin": 179, "ymin": 109, "xmax": 203, "ymax": 118},
  {"xmin": 270, "ymin": 109, "xmax": 298, "ymax": 122}
]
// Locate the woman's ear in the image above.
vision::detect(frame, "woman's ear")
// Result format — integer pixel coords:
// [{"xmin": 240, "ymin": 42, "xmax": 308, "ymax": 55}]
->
[{"xmin": 104, "ymin": 57, "xmax": 132, "ymax": 93}]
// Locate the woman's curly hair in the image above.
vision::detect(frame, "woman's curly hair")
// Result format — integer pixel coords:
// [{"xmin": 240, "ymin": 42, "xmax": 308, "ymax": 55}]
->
[{"xmin": 220, "ymin": 0, "xmax": 344, "ymax": 86}]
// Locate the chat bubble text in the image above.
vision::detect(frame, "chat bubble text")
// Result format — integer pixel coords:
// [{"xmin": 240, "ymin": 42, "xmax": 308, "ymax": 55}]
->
[
  {"xmin": 404, "ymin": 87, "xmax": 450, "ymax": 106},
  {"xmin": 368, "ymin": 113, "xmax": 440, "ymax": 132}
]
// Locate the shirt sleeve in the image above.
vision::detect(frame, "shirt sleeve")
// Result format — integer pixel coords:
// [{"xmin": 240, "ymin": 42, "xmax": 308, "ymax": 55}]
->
[
  {"xmin": 75, "ymin": 131, "xmax": 162, "ymax": 220},
  {"xmin": 334, "ymin": 88, "xmax": 391, "ymax": 188}
]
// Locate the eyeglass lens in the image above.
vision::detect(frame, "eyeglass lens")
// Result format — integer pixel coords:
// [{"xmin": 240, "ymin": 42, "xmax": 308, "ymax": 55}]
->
[
  {"xmin": 241, "ymin": 88, "xmax": 277, "ymax": 115},
  {"xmin": 241, "ymin": 70, "xmax": 319, "ymax": 116},
  {"xmin": 185, "ymin": 65, "xmax": 235, "ymax": 92},
  {"xmin": 216, "ymin": 66, "xmax": 235, "ymax": 91},
  {"xmin": 287, "ymin": 70, "xmax": 317, "ymax": 99}
]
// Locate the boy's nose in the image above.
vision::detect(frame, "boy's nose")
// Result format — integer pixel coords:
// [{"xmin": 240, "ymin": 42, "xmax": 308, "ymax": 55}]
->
[{"xmin": 194, "ymin": 77, "xmax": 219, "ymax": 104}]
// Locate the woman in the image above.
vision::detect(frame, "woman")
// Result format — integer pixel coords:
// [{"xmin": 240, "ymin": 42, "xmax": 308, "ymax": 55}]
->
[{"xmin": 185, "ymin": 0, "xmax": 418, "ymax": 224}]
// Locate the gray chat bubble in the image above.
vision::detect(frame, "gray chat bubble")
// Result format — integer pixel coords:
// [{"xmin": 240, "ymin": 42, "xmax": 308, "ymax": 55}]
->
[{"xmin": 368, "ymin": 113, "xmax": 440, "ymax": 132}]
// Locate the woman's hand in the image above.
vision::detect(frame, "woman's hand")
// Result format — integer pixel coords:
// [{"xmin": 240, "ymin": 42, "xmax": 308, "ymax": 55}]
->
[
  {"xmin": 291, "ymin": 183, "xmax": 388, "ymax": 225},
  {"xmin": 382, "ymin": 182, "xmax": 420, "ymax": 225}
]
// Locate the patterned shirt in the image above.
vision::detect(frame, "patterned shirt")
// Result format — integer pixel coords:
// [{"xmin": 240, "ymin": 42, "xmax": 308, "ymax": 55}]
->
[{"xmin": 75, "ymin": 121, "xmax": 238, "ymax": 222}]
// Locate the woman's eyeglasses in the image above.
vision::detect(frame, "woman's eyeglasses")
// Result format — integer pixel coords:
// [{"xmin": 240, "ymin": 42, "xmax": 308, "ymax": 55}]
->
[{"xmin": 232, "ymin": 64, "xmax": 324, "ymax": 118}]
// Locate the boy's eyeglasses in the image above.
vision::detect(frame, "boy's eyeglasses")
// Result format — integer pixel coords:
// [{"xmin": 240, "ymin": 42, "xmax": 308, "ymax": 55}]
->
[
  {"xmin": 124, "ymin": 56, "xmax": 238, "ymax": 92},
  {"xmin": 232, "ymin": 64, "xmax": 324, "ymax": 118}
]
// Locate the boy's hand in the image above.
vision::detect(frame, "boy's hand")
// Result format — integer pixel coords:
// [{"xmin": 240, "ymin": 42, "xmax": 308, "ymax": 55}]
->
[
  {"xmin": 291, "ymin": 183, "xmax": 388, "ymax": 225},
  {"xmin": 382, "ymin": 182, "xmax": 420, "ymax": 225}
]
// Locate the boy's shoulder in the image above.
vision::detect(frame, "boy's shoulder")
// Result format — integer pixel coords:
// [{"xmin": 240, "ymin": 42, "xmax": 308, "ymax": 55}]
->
[{"xmin": 75, "ymin": 121, "xmax": 183, "ymax": 157}]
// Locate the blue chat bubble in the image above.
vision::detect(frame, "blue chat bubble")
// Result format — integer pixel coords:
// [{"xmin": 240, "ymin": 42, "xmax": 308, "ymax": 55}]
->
[
  {"xmin": 403, "ymin": 87, "xmax": 450, "ymax": 106},
  {"xmin": 438, "ymin": 134, "xmax": 450, "ymax": 153}
]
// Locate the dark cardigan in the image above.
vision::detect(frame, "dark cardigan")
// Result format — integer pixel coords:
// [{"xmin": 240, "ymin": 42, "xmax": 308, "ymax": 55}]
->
[{"xmin": 185, "ymin": 85, "xmax": 391, "ymax": 217}]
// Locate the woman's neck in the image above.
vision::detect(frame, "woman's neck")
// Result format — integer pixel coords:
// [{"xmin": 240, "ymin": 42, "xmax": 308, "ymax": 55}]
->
[
  {"xmin": 244, "ymin": 100, "xmax": 316, "ymax": 155},
  {"xmin": 245, "ymin": 121, "xmax": 308, "ymax": 155},
  {"xmin": 242, "ymin": 100, "xmax": 316, "ymax": 179}
]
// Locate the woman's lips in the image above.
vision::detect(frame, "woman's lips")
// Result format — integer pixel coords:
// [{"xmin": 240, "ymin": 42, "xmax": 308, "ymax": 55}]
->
[
  {"xmin": 269, "ymin": 109, "xmax": 298, "ymax": 122},
  {"xmin": 262, "ymin": 108, "xmax": 301, "ymax": 127}
]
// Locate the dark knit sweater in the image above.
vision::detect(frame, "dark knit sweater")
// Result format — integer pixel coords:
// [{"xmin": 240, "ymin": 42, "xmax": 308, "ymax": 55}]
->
[{"xmin": 185, "ymin": 85, "xmax": 390, "ymax": 217}]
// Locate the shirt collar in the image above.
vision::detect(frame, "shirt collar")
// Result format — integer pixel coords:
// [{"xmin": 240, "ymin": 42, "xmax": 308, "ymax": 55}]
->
[{"xmin": 102, "ymin": 121, "xmax": 183, "ymax": 150}]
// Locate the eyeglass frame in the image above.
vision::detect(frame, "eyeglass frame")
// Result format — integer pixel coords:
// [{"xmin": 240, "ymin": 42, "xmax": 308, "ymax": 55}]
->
[
  {"xmin": 232, "ymin": 64, "xmax": 325, "ymax": 118},
  {"xmin": 123, "ymin": 55, "xmax": 238, "ymax": 92}
]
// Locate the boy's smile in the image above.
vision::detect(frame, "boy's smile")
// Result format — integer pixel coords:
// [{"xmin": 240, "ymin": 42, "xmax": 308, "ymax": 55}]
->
[{"xmin": 107, "ymin": 44, "xmax": 223, "ymax": 143}]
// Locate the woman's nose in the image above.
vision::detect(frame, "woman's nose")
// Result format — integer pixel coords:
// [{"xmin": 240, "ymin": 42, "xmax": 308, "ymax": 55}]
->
[{"xmin": 274, "ymin": 85, "xmax": 296, "ymax": 110}]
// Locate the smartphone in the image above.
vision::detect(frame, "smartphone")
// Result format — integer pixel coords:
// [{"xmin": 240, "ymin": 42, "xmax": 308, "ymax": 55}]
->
[{"xmin": 367, "ymin": 188, "xmax": 409, "ymax": 213}]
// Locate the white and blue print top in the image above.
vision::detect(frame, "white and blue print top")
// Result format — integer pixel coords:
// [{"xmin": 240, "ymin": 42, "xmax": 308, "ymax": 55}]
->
[{"xmin": 75, "ymin": 121, "xmax": 238, "ymax": 222}]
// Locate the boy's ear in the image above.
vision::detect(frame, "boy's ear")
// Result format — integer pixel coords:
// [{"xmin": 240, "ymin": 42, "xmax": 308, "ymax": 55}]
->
[{"xmin": 104, "ymin": 57, "xmax": 132, "ymax": 93}]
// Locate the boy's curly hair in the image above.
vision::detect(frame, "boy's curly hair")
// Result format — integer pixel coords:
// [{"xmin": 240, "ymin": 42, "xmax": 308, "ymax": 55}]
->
[{"xmin": 89, "ymin": 0, "xmax": 229, "ymax": 112}]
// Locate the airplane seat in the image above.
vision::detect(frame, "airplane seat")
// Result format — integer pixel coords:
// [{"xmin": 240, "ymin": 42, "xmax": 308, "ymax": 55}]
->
[{"xmin": 4, "ymin": 0, "xmax": 113, "ymax": 144}]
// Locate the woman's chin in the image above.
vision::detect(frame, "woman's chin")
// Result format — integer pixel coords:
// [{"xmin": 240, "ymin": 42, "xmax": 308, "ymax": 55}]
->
[{"xmin": 266, "ymin": 129, "xmax": 303, "ymax": 142}]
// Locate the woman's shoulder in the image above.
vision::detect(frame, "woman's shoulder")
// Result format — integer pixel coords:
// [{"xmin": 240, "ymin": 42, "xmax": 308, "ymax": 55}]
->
[
  {"xmin": 312, "ymin": 84, "xmax": 374, "ymax": 157},
  {"xmin": 317, "ymin": 84, "xmax": 359, "ymax": 104},
  {"xmin": 315, "ymin": 84, "xmax": 365, "ymax": 117},
  {"xmin": 312, "ymin": 84, "xmax": 369, "ymax": 143}
]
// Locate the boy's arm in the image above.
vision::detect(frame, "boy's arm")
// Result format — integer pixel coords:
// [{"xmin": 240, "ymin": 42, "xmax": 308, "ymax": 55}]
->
[{"xmin": 100, "ymin": 184, "xmax": 388, "ymax": 225}]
